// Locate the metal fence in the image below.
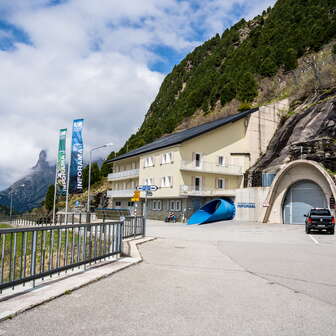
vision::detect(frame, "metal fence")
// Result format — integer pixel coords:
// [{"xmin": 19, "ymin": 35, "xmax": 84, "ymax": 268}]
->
[
  {"xmin": 0, "ymin": 217, "xmax": 145, "ymax": 292},
  {"xmin": 10, "ymin": 213, "xmax": 94, "ymax": 227},
  {"xmin": 123, "ymin": 216, "xmax": 145, "ymax": 239}
]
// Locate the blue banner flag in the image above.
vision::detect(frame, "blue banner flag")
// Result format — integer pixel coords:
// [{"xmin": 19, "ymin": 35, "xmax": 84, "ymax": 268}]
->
[{"xmin": 69, "ymin": 119, "xmax": 84, "ymax": 193}]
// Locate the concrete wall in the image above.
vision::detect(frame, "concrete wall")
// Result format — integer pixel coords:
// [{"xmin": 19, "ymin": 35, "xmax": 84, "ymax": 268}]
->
[
  {"xmin": 262, "ymin": 160, "xmax": 336, "ymax": 223},
  {"xmin": 233, "ymin": 187, "xmax": 270, "ymax": 222}
]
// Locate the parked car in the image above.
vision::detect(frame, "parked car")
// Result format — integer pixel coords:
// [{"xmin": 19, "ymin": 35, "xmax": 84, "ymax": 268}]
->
[{"xmin": 305, "ymin": 208, "xmax": 335, "ymax": 234}]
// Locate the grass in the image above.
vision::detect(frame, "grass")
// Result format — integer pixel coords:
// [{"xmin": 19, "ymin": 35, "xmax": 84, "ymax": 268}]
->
[
  {"xmin": 0, "ymin": 227, "xmax": 114, "ymax": 286},
  {"xmin": 0, "ymin": 224, "xmax": 12, "ymax": 229}
]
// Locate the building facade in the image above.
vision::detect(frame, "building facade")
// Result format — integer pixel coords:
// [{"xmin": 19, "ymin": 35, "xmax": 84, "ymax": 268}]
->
[{"xmin": 107, "ymin": 100, "xmax": 289, "ymax": 221}]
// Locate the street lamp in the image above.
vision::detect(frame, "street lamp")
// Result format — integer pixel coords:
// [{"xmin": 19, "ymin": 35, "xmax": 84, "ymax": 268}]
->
[{"xmin": 87, "ymin": 143, "xmax": 113, "ymax": 213}]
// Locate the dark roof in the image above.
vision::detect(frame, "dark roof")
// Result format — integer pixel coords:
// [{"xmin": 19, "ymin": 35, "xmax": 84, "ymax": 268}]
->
[{"xmin": 109, "ymin": 107, "xmax": 259, "ymax": 162}]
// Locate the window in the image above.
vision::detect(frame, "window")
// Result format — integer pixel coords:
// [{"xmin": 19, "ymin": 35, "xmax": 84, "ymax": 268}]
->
[
  {"xmin": 218, "ymin": 156, "xmax": 225, "ymax": 166},
  {"xmin": 217, "ymin": 178, "xmax": 225, "ymax": 189},
  {"xmin": 115, "ymin": 201, "xmax": 121, "ymax": 207},
  {"xmin": 161, "ymin": 152, "xmax": 173, "ymax": 164},
  {"xmin": 194, "ymin": 153, "xmax": 202, "ymax": 168},
  {"xmin": 144, "ymin": 178, "xmax": 154, "ymax": 185},
  {"xmin": 152, "ymin": 200, "xmax": 162, "ymax": 211},
  {"xmin": 144, "ymin": 157, "xmax": 154, "ymax": 168},
  {"xmin": 161, "ymin": 176, "xmax": 173, "ymax": 188},
  {"xmin": 194, "ymin": 177, "xmax": 201, "ymax": 191},
  {"xmin": 128, "ymin": 202, "xmax": 134, "ymax": 207},
  {"xmin": 170, "ymin": 200, "xmax": 181, "ymax": 211}
]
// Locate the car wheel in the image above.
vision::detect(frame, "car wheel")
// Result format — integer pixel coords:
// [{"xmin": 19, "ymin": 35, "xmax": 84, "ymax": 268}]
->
[
  {"xmin": 305, "ymin": 227, "xmax": 310, "ymax": 234},
  {"xmin": 330, "ymin": 228, "xmax": 335, "ymax": 235}
]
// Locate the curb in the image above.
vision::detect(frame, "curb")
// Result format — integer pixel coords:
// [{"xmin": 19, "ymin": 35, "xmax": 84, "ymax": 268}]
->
[{"xmin": 0, "ymin": 236, "xmax": 156, "ymax": 322}]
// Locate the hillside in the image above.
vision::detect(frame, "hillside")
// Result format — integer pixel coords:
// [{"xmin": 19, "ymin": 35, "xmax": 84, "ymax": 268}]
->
[
  {"xmin": 0, "ymin": 151, "xmax": 55, "ymax": 213},
  {"xmin": 114, "ymin": 0, "xmax": 336, "ymax": 156}
]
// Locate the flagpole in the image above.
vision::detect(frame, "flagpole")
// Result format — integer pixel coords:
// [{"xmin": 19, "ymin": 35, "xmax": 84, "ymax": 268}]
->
[
  {"xmin": 65, "ymin": 138, "xmax": 72, "ymax": 224},
  {"xmin": 52, "ymin": 162, "xmax": 58, "ymax": 224}
]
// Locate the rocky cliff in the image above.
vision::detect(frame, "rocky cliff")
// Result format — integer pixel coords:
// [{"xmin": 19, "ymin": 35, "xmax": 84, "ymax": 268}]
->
[
  {"xmin": 246, "ymin": 91, "xmax": 336, "ymax": 186},
  {"xmin": 0, "ymin": 150, "xmax": 55, "ymax": 213}
]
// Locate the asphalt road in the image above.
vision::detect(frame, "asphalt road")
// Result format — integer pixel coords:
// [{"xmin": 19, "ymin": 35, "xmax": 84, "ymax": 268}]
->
[{"xmin": 1, "ymin": 220, "xmax": 336, "ymax": 336}]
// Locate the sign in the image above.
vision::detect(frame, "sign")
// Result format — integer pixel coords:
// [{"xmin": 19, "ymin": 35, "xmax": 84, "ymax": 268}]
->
[
  {"xmin": 330, "ymin": 197, "xmax": 335, "ymax": 209},
  {"xmin": 137, "ymin": 185, "xmax": 158, "ymax": 191},
  {"xmin": 56, "ymin": 128, "xmax": 67, "ymax": 195},
  {"xmin": 69, "ymin": 119, "xmax": 84, "ymax": 194},
  {"xmin": 132, "ymin": 190, "xmax": 140, "ymax": 202},
  {"xmin": 237, "ymin": 202, "xmax": 256, "ymax": 209}
]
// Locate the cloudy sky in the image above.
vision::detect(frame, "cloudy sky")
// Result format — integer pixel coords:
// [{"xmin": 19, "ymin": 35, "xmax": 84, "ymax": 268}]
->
[{"xmin": 0, "ymin": 0, "xmax": 276, "ymax": 189}]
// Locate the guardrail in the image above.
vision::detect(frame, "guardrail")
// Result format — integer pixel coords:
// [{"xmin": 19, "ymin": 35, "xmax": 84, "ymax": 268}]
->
[
  {"xmin": 10, "ymin": 213, "xmax": 93, "ymax": 227},
  {"xmin": 108, "ymin": 168, "xmax": 139, "ymax": 181},
  {"xmin": 123, "ymin": 216, "xmax": 145, "ymax": 238},
  {"xmin": 0, "ymin": 217, "xmax": 145, "ymax": 291}
]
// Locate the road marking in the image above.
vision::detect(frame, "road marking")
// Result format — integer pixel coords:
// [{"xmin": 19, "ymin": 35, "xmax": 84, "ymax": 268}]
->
[{"xmin": 309, "ymin": 234, "xmax": 320, "ymax": 245}]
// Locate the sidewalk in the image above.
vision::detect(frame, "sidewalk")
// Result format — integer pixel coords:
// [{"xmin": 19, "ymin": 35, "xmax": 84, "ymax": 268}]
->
[{"xmin": 0, "ymin": 237, "xmax": 155, "ymax": 321}]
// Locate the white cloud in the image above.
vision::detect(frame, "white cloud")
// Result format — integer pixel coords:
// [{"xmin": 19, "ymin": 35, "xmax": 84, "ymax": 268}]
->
[{"xmin": 0, "ymin": 0, "xmax": 275, "ymax": 189}]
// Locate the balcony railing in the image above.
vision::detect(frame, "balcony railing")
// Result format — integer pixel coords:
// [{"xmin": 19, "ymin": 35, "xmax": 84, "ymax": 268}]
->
[
  {"xmin": 180, "ymin": 160, "xmax": 243, "ymax": 176},
  {"xmin": 180, "ymin": 185, "xmax": 235, "ymax": 197},
  {"xmin": 107, "ymin": 189, "xmax": 134, "ymax": 198},
  {"xmin": 108, "ymin": 169, "xmax": 139, "ymax": 181}
]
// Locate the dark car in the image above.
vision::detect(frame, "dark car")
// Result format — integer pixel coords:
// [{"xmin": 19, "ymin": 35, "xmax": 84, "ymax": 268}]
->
[{"xmin": 305, "ymin": 208, "xmax": 335, "ymax": 234}]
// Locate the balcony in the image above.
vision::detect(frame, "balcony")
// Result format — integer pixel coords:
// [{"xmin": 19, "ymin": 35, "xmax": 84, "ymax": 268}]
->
[
  {"xmin": 107, "ymin": 189, "xmax": 134, "ymax": 198},
  {"xmin": 108, "ymin": 169, "xmax": 139, "ymax": 181},
  {"xmin": 180, "ymin": 160, "xmax": 243, "ymax": 176},
  {"xmin": 180, "ymin": 185, "xmax": 236, "ymax": 197}
]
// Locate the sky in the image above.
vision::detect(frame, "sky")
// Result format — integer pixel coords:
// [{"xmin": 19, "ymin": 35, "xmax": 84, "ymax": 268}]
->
[{"xmin": 0, "ymin": 0, "xmax": 276, "ymax": 189}]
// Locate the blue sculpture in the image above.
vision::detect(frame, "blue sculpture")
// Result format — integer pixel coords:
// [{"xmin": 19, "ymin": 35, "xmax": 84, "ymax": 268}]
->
[{"xmin": 187, "ymin": 199, "xmax": 236, "ymax": 225}]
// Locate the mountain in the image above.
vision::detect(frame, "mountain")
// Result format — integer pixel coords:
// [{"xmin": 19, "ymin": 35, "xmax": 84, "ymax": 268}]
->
[
  {"xmin": 115, "ymin": 0, "xmax": 336, "ymax": 157},
  {"xmin": 246, "ymin": 90, "xmax": 336, "ymax": 186},
  {"xmin": 0, "ymin": 150, "xmax": 55, "ymax": 213}
]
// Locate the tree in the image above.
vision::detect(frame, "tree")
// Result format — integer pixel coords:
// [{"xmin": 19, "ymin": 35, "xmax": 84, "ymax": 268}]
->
[
  {"xmin": 82, "ymin": 163, "xmax": 101, "ymax": 190},
  {"xmin": 284, "ymin": 48, "xmax": 298, "ymax": 71},
  {"xmin": 45, "ymin": 185, "xmax": 55, "ymax": 212},
  {"xmin": 91, "ymin": 163, "xmax": 101, "ymax": 185},
  {"xmin": 237, "ymin": 72, "xmax": 258, "ymax": 103},
  {"xmin": 100, "ymin": 160, "xmax": 112, "ymax": 177}
]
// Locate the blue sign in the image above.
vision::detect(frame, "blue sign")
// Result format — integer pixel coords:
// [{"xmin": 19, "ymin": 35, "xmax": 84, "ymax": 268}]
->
[
  {"xmin": 237, "ymin": 203, "xmax": 256, "ymax": 209},
  {"xmin": 137, "ymin": 185, "xmax": 158, "ymax": 191},
  {"xmin": 69, "ymin": 119, "xmax": 84, "ymax": 194}
]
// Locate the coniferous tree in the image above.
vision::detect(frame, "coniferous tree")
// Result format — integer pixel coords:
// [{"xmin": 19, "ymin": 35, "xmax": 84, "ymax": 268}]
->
[{"xmin": 45, "ymin": 185, "xmax": 55, "ymax": 212}]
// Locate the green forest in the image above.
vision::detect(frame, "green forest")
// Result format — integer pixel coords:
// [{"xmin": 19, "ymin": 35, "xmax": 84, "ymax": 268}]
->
[{"xmin": 111, "ymin": 0, "xmax": 336, "ymax": 158}]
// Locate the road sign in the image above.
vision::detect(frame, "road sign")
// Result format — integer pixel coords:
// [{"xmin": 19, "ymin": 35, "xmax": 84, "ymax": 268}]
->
[
  {"xmin": 132, "ymin": 190, "xmax": 140, "ymax": 202},
  {"xmin": 136, "ymin": 185, "xmax": 158, "ymax": 192}
]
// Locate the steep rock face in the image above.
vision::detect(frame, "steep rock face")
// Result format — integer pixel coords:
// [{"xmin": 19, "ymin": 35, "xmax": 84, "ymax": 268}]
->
[
  {"xmin": 0, "ymin": 150, "xmax": 55, "ymax": 213},
  {"xmin": 246, "ymin": 92, "xmax": 336, "ymax": 186}
]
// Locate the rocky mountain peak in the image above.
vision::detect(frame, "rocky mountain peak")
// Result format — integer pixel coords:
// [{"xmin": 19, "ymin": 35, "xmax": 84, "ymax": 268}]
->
[{"xmin": 32, "ymin": 150, "xmax": 49, "ymax": 171}]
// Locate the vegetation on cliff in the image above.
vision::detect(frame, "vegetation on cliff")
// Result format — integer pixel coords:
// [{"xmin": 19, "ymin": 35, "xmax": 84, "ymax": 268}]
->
[{"xmin": 114, "ymin": 0, "xmax": 336, "ymax": 155}]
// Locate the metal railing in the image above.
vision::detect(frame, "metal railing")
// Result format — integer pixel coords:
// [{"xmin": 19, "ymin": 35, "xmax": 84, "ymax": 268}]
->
[
  {"xmin": 10, "ymin": 213, "xmax": 94, "ymax": 227},
  {"xmin": 180, "ymin": 185, "xmax": 236, "ymax": 197},
  {"xmin": 0, "ymin": 217, "xmax": 145, "ymax": 291},
  {"xmin": 123, "ymin": 216, "xmax": 145, "ymax": 239},
  {"xmin": 180, "ymin": 160, "xmax": 243, "ymax": 175},
  {"xmin": 106, "ymin": 189, "xmax": 135, "ymax": 198},
  {"xmin": 108, "ymin": 169, "xmax": 139, "ymax": 181}
]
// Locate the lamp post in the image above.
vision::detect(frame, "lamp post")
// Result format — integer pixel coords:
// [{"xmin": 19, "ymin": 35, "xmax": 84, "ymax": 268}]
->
[{"xmin": 87, "ymin": 143, "xmax": 113, "ymax": 213}]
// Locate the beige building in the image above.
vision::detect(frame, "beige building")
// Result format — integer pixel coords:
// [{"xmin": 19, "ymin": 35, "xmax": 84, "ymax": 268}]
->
[{"xmin": 107, "ymin": 101, "xmax": 289, "ymax": 221}]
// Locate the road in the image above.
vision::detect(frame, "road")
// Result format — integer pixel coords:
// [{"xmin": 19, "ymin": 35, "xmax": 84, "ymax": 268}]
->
[{"xmin": 1, "ymin": 220, "xmax": 336, "ymax": 336}]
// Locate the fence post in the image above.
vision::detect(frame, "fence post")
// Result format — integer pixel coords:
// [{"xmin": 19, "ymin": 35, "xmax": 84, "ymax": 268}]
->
[
  {"xmin": 31, "ymin": 231, "xmax": 37, "ymax": 287},
  {"xmin": 142, "ymin": 216, "xmax": 146, "ymax": 237},
  {"xmin": 72, "ymin": 214, "xmax": 74, "ymax": 225}
]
